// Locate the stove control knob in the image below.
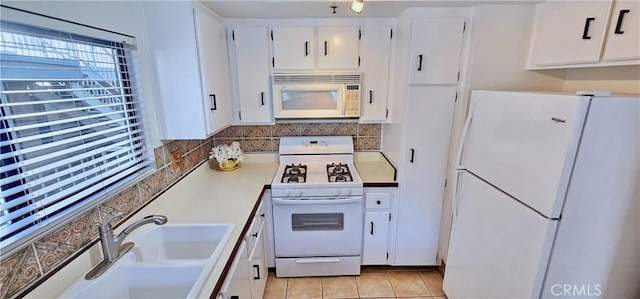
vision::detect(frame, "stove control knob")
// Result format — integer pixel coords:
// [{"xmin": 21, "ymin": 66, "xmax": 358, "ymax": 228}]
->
[
  {"xmin": 345, "ymin": 189, "xmax": 352, "ymax": 195},
  {"xmin": 297, "ymin": 190, "xmax": 303, "ymax": 196},
  {"xmin": 334, "ymin": 189, "xmax": 340, "ymax": 196}
]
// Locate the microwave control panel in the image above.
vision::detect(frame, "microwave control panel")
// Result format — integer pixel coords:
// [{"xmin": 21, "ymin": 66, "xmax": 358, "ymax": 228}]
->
[{"xmin": 345, "ymin": 84, "xmax": 361, "ymax": 117}]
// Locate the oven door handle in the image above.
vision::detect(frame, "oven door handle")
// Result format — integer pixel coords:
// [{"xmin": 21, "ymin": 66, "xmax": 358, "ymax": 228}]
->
[{"xmin": 272, "ymin": 197, "xmax": 363, "ymax": 205}]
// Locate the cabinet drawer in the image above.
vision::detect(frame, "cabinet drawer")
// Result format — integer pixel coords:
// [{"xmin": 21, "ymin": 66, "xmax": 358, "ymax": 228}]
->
[{"xmin": 365, "ymin": 193, "xmax": 391, "ymax": 210}]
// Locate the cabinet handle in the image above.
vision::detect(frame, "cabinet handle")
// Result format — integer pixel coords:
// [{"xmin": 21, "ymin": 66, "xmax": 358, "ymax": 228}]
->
[
  {"xmin": 369, "ymin": 90, "xmax": 373, "ymax": 104},
  {"xmin": 304, "ymin": 41, "xmax": 309, "ymax": 56},
  {"xmin": 370, "ymin": 221, "xmax": 374, "ymax": 235},
  {"xmin": 376, "ymin": 200, "xmax": 381, "ymax": 205},
  {"xmin": 231, "ymin": 296, "xmax": 239, "ymax": 299},
  {"xmin": 261, "ymin": 92, "xmax": 265, "ymax": 106},
  {"xmin": 252, "ymin": 232, "xmax": 258, "ymax": 238},
  {"xmin": 209, "ymin": 94, "xmax": 217, "ymax": 111},
  {"xmin": 582, "ymin": 17, "xmax": 596, "ymax": 40},
  {"xmin": 417, "ymin": 54, "xmax": 423, "ymax": 71},
  {"xmin": 410, "ymin": 148, "xmax": 415, "ymax": 163},
  {"xmin": 614, "ymin": 9, "xmax": 630, "ymax": 34},
  {"xmin": 324, "ymin": 41, "xmax": 328, "ymax": 56},
  {"xmin": 260, "ymin": 213, "xmax": 265, "ymax": 218},
  {"xmin": 253, "ymin": 265, "xmax": 261, "ymax": 280}
]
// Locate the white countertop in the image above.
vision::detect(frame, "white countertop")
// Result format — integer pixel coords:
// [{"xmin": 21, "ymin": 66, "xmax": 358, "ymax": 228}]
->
[
  {"xmin": 31, "ymin": 153, "xmax": 396, "ymax": 298},
  {"xmin": 141, "ymin": 161, "xmax": 278, "ymax": 298}
]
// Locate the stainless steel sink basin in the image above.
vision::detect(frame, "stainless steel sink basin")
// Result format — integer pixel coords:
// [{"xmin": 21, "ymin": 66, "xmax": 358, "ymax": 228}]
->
[{"xmin": 58, "ymin": 223, "xmax": 235, "ymax": 299}]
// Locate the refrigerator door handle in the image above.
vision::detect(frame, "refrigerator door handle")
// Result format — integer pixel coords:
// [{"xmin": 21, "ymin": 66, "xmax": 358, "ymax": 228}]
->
[
  {"xmin": 455, "ymin": 100, "xmax": 476, "ymax": 170},
  {"xmin": 452, "ymin": 170, "xmax": 464, "ymax": 228}
]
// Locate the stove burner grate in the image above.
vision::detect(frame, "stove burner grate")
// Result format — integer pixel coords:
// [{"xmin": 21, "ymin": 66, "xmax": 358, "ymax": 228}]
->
[
  {"xmin": 281, "ymin": 163, "xmax": 307, "ymax": 183},
  {"xmin": 326, "ymin": 163, "xmax": 353, "ymax": 182}
]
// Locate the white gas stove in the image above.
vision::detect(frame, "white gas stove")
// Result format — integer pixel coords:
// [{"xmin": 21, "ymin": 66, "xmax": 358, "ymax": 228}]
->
[
  {"xmin": 271, "ymin": 136, "xmax": 364, "ymax": 197},
  {"xmin": 271, "ymin": 136, "xmax": 364, "ymax": 277}
]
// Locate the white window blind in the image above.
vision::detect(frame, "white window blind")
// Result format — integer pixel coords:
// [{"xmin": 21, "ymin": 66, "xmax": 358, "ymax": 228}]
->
[{"xmin": 0, "ymin": 19, "xmax": 150, "ymax": 249}]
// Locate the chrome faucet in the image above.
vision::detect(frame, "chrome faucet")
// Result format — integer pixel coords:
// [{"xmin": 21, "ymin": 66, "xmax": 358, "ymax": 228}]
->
[{"xmin": 85, "ymin": 214, "xmax": 168, "ymax": 279}]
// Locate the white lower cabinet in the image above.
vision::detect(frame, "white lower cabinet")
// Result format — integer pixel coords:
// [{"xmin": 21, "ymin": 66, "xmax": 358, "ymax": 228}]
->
[
  {"xmin": 362, "ymin": 188, "xmax": 397, "ymax": 265},
  {"xmin": 219, "ymin": 202, "xmax": 268, "ymax": 299},
  {"xmin": 219, "ymin": 240, "xmax": 251, "ymax": 299}
]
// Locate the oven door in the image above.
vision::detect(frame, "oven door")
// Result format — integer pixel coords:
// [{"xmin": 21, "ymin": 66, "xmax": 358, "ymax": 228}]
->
[
  {"xmin": 272, "ymin": 83, "xmax": 345, "ymax": 119},
  {"xmin": 272, "ymin": 197, "xmax": 363, "ymax": 257}
]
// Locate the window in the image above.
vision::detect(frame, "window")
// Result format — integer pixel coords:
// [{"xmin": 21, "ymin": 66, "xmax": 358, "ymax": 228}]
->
[{"xmin": 0, "ymin": 19, "xmax": 150, "ymax": 250}]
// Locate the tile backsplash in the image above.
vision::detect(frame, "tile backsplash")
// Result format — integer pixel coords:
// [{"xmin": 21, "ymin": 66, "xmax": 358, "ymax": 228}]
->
[
  {"xmin": 212, "ymin": 123, "xmax": 382, "ymax": 153},
  {"xmin": 0, "ymin": 122, "xmax": 381, "ymax": 298}
]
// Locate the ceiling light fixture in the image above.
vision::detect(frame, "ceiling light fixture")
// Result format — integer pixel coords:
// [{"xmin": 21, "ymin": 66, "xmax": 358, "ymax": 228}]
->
[{"xmin": 350, "ymin": 0, "xmax": 364, "ymax": 13}]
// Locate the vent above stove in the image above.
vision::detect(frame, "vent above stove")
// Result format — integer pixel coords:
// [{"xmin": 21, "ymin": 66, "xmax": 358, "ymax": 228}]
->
[{"xmin": 272, "ymin": 73, "xmax": 361, "ymax": 84}]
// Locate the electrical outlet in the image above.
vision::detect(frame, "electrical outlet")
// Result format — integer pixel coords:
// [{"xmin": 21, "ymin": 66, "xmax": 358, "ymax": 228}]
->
[{"xmin": 170, "ymin": 149, "xmax": 183, "ymax": 170}]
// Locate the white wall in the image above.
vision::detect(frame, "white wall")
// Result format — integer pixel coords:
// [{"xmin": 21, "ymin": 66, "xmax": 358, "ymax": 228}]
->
[
  {"xmin": 2, "ymin": 0, "xmax": 163, "ymax": 148},
  {"xmin": 563, "ymin": 65, "xmax": 640, "ymax": 95},
  {"xmin": 437, "ymin": 4, "xmax": 568, "ymax": 264}
]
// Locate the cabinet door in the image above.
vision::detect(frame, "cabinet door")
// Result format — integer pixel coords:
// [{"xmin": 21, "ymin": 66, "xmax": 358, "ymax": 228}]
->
[
  {"xmin": 272, "ymin": 27, "xmax": 314, "ymax": 70},
  {"xmin": 195, "ymin": 7, "xmax": 233, "ymax": 134},
  {"xmin": 317, "ymin": 27, "xmax": 360, "ymax": 70},
  {"xmin": 603, "ymin": 0, "xmax": 640, "ymax": 61},
  {"xmin": 248, "ymin": 221, "xmax": 268, "ymax": 299},
  {"xmin": 362, "ymin": 212, "xmax": 391, "ymax": 265},
  {"xmin": 142, "ymin": 1, "xmax": 208, "ymax": 139},
  {"xmin": 531, "ymin": 1, "xmax": 612, "ymax": 66},
  {"xmin": 408, "ymin": 18, "xmax": 465, "ymax": 85},
  {"xmin": 232, "ymin": 27, "xmax": 273, "ymax": 123},
  {"xmin": 219, "ymin": 240, "xmax": 252, "ymax": 299},
  {"xmin": 359, "ymin": 26, "xmax": 392, "ymax": 123},
  {"xmin": 394, "ymin": 86, "xmax": 457, "ymax": 265}
]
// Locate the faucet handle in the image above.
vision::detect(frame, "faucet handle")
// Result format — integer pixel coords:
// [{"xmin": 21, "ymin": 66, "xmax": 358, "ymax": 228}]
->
[{"xmin": 99, "ymin": 211, "xmax": 124, "ymax": 233}]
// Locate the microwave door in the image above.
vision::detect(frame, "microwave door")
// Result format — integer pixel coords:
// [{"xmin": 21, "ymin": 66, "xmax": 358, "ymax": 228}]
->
[{"xmin": 274, "ymin": 84, "xmax": 345, "ymax": 118}]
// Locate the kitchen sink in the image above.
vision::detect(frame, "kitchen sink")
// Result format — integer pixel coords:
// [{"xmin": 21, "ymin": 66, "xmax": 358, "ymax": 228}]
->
[
  {"xmin": 58, "ymin": 223, "xmax": 235, "ymax": 299},
  {"xmin": 61, "ymin": 263, "xmax": 204, "ymax": 299},
  {"xmin": 130, "ymin": 224, "xmax": 234, "ymax": 262}
]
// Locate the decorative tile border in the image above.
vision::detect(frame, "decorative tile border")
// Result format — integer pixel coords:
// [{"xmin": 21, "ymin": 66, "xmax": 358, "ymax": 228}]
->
[
  {"xmin": 0, "ymin": 122, "xmax": 382, "ymax": 298},
  {"xmin": 211, "ymin": 123, "xmax": 382, "ymax": 153},
  {"xmin": 0, "ymin": 137, "xmax": 213, "ymax": 299}
]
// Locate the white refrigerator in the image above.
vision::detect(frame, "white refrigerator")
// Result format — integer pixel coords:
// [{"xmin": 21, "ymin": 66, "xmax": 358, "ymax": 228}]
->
[{"xmin": 443, "ymin": 91, "xmax": 640, "ymax": 298}]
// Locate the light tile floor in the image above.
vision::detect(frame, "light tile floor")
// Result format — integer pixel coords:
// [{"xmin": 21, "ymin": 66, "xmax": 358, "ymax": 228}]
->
[{"xmin": 263, "ymin": 267, "xmax": 447, "ymax": 299}]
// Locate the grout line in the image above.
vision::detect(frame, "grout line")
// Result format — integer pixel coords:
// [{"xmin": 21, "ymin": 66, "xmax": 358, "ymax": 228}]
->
[{"xmin": 30, "ymin": 243, "xmax": 44, "ymax": 276}]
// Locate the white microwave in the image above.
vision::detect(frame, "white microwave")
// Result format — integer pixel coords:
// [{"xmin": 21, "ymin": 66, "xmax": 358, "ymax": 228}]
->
[{"xmin": 272, "ymin": 73, "xmax": 361, "ymax": 119}]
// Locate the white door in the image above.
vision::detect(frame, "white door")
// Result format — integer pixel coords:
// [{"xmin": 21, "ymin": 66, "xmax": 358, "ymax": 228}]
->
[
  {"xmin": 248, "ymin": 222, "xmax": 268, "ymax": 299},
  {"xmin": 362, "ymin": 211, "xmax": 390, "ymax": 265},
  {"xmin": 195, "ymin": 8, "xmax": 232, "ymax": 134},
  {"xmin": 531, "ymin": 1, "xmax": 612, "ymax": 66},
  {"xmin": 219, "ymin": 240, "xmax": 252, "ymax": 299},
  {"xmin": 602, "ymin": 0, "xmax": 640, "ymax": 61},
  {"xmin": 394, "ymin": 86, "xmax": 457, "ymax": 265},
  {"xmin": 408, "ymin": 18, "xmax": 465, "ymax": 85},
  {"xmin": 443, "ymin": 172, "xmax": 557, "ymax": 299},
  {"xmin": 460, "ymin": 91, "xmax": 589, "ymax": 218},
  {"xmin": 232, "ymin": 27, "xmax": 273, "ymax": 123},
  {"xmin": 317, "ymin": 27, "xmax": 360, "ymax": 70},
  {"xmin": 359, "ymin": 25, "xmax": 392, "ymax": 122},
  {"xmin": 272, "ymin": 27, "xmax": 314, "ymax": 71}
]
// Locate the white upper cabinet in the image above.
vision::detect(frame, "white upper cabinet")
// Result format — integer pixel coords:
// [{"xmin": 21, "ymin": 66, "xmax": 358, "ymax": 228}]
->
[
  {"xmin": 143, "ymin": 2, "xmax": 232, "ymax": 139},
  {"xmin": 271, "ymin": 26, "xmax": 360, "ymax": 71},
  {"xmin": 196, "ymin": 8, "xmax": 233, "ymax": 133},
  {"xmin": 530, "ymin": 1, "xmax": 612, "ymax": 66},
  {"xmin": 408, "ymin": 18, "xmax": 465, "ymax": 85},
  {"xmin": 527, "ymin": 0, "xmax": 639, "ymax": 69},
  {"xmin": 317, "ymin": 27, "xmax": 360, "ymax": 70},
  {"xmin": 603, "ymin": 0, "xmax": 640, "ymax": 61},
  {"xmin": 271, "ymin": 27, "xmax": 315, "ymax": 71},
  {"xmin": 231, "ymin": 27, "xmax": 273, "ymax": 124},
  {"xmin": 359, "ymin": 25, "xmax": 392, "ymax": 123}
]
